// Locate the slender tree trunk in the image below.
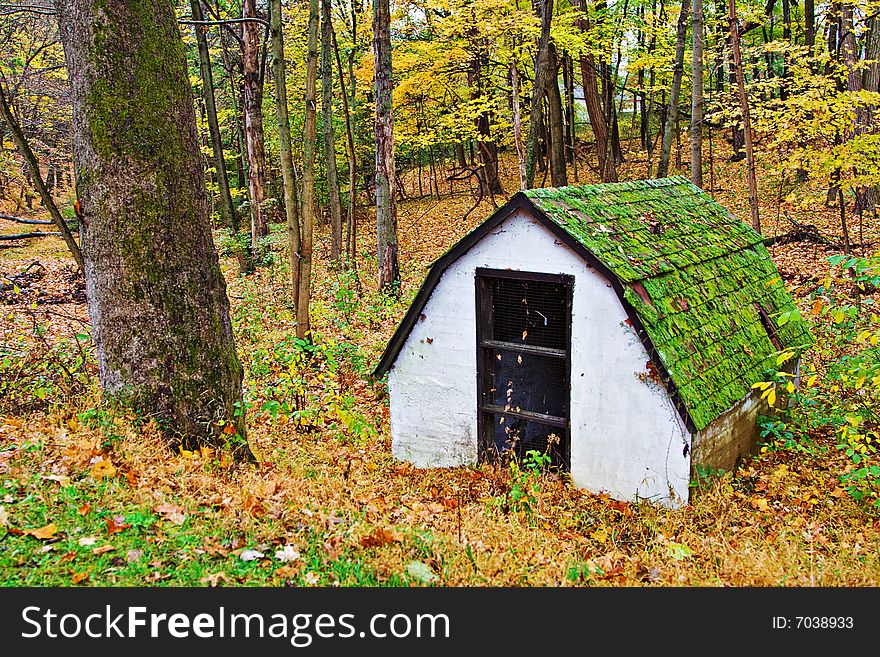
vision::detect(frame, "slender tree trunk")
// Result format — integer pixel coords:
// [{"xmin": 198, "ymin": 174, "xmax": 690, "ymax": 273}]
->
[
  {"xmin": 299, "ymin": 0, "xmax": 319, "ymax": 337},
  {"xmin": 332, "ymin": 25, "xmax": 359, "ymax": 271},
  {"xmin": 525, "ymin": 0, "xmax": 554, "ymax": 189},
  {"xmin": 510, "ymin": 57, "xmax": 527, "ymax": 189},
  {"xmin": 546, "ymin": 45, "xmax": 568, "ymax": 187},
  {"xmin": 728, "ymin": 0, "xmax": 760, "ymax": 233},
  {"xmin": 804, "ymin": 0, "xmax": 815, "ymax": 49},
  {"xmin": 842, "ymin": 5, "xmax": 875, "ymax": 221},
  {"xmin": 563, "ymin": 51, "xmax": 578, "ymax": 181},
  {"xmin": 243, "ymin": 0, "xmax": 269, "ymax": 242},
  {"xmin": 690, "ymin": 0, "xmax": 704, "ymax": 186},
  {"xmin": 269, "ymin": 0, "xmax": 302, "ymax": 305},
  {"xmin": 657, "ymin": 0, "xmax": 690, "ymax": 178},
  {"xmin": 322, "ymin": 0, "xmax": 343, "ymax": 262},
  {"xmin": 190, "ymin": 0, "xmax": 238, "ymax": 234},
  {"xmin": 0, "ymin": 81, "xmax": 83, "ymax": 272},
  {"xmin": 54, "ymin": 0, "xmax": 250, "ymax": 458},
  {"xmin": 374, "ymin": 0, "xmax": 399, "ymax": 291},
  {"xmin": 576, "ymin": 0, "xmax": 616, "ymax": 182}
]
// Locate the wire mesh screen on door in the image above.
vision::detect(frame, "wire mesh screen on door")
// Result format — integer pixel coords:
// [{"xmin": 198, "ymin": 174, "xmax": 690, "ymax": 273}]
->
[
  {"xmin": 476, "ymin": 269, "xmax": 572, "ymax": 469},
  {"xmin": 486, "ymin": 277, "xmax": 569, "ymax": 349}
]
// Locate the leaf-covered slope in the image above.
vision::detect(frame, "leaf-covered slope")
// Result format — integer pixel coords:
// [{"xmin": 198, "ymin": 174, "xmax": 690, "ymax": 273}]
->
[{"xmin": 525, "ymin": 177, "xmax": 813, "ymax": 430}]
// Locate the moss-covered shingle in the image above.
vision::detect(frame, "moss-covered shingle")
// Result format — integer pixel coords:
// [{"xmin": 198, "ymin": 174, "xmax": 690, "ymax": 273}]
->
[{"xmin": 524, "ymin": 176, "xmax": 813, "ymax": 430}]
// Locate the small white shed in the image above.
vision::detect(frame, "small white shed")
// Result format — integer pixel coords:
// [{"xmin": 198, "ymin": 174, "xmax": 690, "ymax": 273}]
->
[{"xmin": 373, "ymin": 177, "xmax": 812, "ymax": 506}]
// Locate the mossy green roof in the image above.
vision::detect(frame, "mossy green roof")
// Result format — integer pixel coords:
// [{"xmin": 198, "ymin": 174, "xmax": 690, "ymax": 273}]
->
[{"xmin": 524, "ymin": 176, "xmax": 813, "ymax": 430}]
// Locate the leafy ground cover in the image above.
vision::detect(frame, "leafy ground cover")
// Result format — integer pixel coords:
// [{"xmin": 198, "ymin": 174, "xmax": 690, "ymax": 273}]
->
[{"xmin": 2, "ymin": 152, "xmax": 879, "ymax": 586}]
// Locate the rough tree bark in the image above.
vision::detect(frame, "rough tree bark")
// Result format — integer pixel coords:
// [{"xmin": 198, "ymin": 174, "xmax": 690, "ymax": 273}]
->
[
  {"xmin": 53, "ymin": 0, "xmax": 250, "ymax": 458},
  {"xmin": 374, "ymin": 0, "xmax": 399, "ymax": 291},
  {"xmin": 690, "ymin": 0, "xmax": 704, "ymax": 187},
  {"xmin": 525, "ymin": 0, "xmax": 554, "ymax": 189},
  {"xmin": 657, "ymin": 0, "xmax": 690, "ymax": 178},
  {"xmin": 299, "ymin": 0, "xmax": 319, "ymax": 337},
  {"xmin": 242, "ymin": 0, "xmax": 269, "ymax": 242},
  {"xmin": 322, "ymin": 0, "xmax": 343, "ymax": 262},
  {"xmin": 269, "ymin": 0, "xmax": 302, "ymax": 305}
]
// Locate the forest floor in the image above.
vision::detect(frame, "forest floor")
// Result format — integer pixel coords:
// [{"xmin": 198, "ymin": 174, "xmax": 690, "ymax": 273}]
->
[{"xmin": 1, "ymin": 145, "xmax": 879, "ymax": 587}]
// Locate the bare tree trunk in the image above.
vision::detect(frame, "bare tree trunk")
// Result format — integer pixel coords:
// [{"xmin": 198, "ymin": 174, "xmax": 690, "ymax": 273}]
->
[
  {"xmin": 657, "ymin": 0, "xmax": 690, "ymax": 177},
  {"xmin": 510, "ymin": 57, "xmax": 527, "ymax": 189},
  {"xmin": 525, "ymin": 0, "xmax": 554, "ymax": 189},
  {"xmin": 243, "ymin": 0, "xmax": 269, "ymax": 242},
  {"xmin": 299, "ymin": 0, "xmax": 319, "ymax": 337},
  {"xmin": 0, "ymin": 81, "xmax": 83, "ymax": 272},
  {"xmin": 54, "ymin": 0, "xmax": 250, "ymax": 458},
  {"xmin": 269, "ymin": 0, "xmax": 302, "ymax": 305},
  {"xmin": 546, "ymin": 45, "xmax": 568, "ymax": 187},
  {"xmin": 728, "ymin": 0, "xmax": 761, "ymax": 233},
  {"xmin": 563, "ymin": 51, "xmax": 578, "ymax": 181},
  {"xmin": 690, "ymin": 0, "xmax": 704, "ymax": 186},
  {"xmin": 576, "ymin": 0, "xmax": 616, "ymax": 182},
  {"xmin": 322, "ymin": 0, "xmax": 343, "ymax": 262},
  {"xmin": 190, "ymin": 0, "xmax": 239, "ymax": 234},
  {"xmin": 374, "ymin": 0, "xmax": 399, "ymax": 291},
  {"xmin": 332, "ymin": 25, "xmax": 359, "ymax": 272},
  {"xmin": 804, "ymin": 0, "xmax": 815, "ymax": 49}
]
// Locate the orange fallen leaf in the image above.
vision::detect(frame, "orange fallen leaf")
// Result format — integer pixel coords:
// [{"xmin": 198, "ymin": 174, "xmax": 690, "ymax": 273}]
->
[
  {"xmin": 90, "ymin": 459, "xmax": 116, "ymax": 480},
  {"xmin": 275, "ymin": 563, "xmax": 302, "ymax": 579},
  {"xmin": 71, "ymin": 572, "xmax": 90, "ymax": 584},
  {"xmin": 77, "ymin": 503, "xmax": 91, "ymax": 516},
  {"xmin": 360, "ymin": 528, "xmax": 400, "ymax": 548},
  {"xmin": 22, "ymin": 523, "xmax": 58, "ymax": 540},
  {"xmin": 105, "ymin": 516, "xmax": 131, "ymax": 534}
]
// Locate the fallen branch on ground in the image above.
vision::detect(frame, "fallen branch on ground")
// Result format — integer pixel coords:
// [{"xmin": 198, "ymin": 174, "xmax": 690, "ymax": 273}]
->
[
  {"xmin": 0, "ymin": 213, "xmax": 75, "ymax": 227},
  {"xmin": 0, "ymin": 231, "xmax": 62, "ymax": 241},
  {"xmin": 0, "ymin": 260, "xmax": 44, "ymax": 292}
]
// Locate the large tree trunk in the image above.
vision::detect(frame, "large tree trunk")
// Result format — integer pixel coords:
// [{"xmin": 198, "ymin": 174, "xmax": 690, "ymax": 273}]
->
[
  {"xmin": 54, "ymin": 0, "xmax": 250, "ymax": 458},
  {"xmin": 242, "ymin": 0, "xmax": 269, "ymax": 242},
  {"xmin": 269, "ymin": 0, "xmax": 302, "ymax": 305},
  {"xmin": 728, "ymin": 0, "xmax": 760, "ymax": 233},
  {"xmin": 546, "ymin": 44, "xmax": 568, "ymax": 187},
  {"xmin": 525, "ymin": 0, "xmax": 555, "ymax": 189},
  {"xmin": 657, "ymin": 0, "xmax": 690, "ymax": 178},
  {"xmin": 690, "ymin": 0, "xmax": 704, "ymax": 187},
  {"xmin": 374, "ymin": 0, "xmax": 399, "ymax": 291},
  {"xmin": 299, "ymin": 0, "xmax": 319, "ymax": 337},
  {"xmin": 322, "ymin": 0, "xmax": 343, "ymax": 262}
]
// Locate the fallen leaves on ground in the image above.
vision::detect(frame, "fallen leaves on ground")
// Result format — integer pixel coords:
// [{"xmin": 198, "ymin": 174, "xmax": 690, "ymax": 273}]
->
[
  {"xmin": 90, "ymin": 458, "xmax": 116, "ymax": 480},
  {"xmin": 200, "ymin": 572, "xmax": 229, "ymax": 587},
  {"xmin": 155, "ymin": 503, "xmax": 186, "ymax": 525}
]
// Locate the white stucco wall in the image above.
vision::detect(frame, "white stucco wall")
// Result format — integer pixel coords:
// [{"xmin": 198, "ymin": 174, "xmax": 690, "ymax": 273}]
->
[{"xmin": 388, "ymin": 209, "xmax": 692, "ymax": 505}]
